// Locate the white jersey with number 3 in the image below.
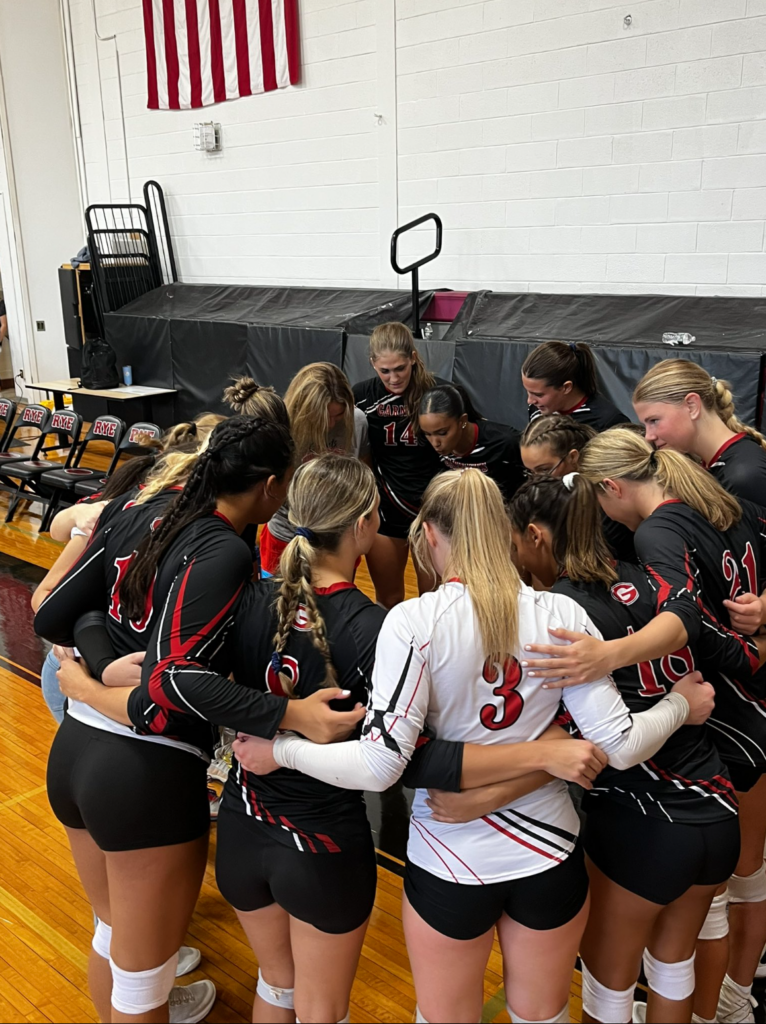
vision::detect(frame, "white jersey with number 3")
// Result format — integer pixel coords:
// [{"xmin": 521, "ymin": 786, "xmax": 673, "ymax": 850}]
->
[{"xmin": 363, "ymin": 580, "xmax": 634, "ymax": 885}]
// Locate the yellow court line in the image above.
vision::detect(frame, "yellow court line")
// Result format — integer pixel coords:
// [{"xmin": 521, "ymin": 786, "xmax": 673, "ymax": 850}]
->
[
  {"xmin": 0, "ymin": 884, "xmax": 88, "ymax": 973},
  {"xmin": 0, "ymin": 784, "xmax": 47, "ymax": 810},
  {"xmin": 0, "ymin": 653, "xmax": 41, "ymax": 679}
]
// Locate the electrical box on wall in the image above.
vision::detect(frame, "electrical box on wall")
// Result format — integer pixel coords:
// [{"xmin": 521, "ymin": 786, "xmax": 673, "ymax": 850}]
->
[{"xmin": 193, "ymin": 122, "xmax": 222, "ymax": 153}]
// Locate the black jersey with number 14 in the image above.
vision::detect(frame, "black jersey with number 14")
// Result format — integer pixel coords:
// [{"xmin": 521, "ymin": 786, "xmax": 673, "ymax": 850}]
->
[{"xmin": 354, "ymin": 376, "xmax": 444, "ymax": 513}]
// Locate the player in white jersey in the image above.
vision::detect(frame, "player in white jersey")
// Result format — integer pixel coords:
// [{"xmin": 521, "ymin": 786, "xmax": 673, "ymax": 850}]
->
[{"xmin": 234, "ymin": 469, "xmax": 714, "ymax": 1024}]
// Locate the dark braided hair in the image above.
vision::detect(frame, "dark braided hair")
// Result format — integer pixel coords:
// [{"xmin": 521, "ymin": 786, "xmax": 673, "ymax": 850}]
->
[
  {"xmin": 520, "ymin": 413, "xmax": 595, "ymax": 457},
  {"xmin": 119, "ymin": 415, "xmax": 294, "ymax": 621},
  {"xmin": 418, "ymin": 383, "xmax": 483, "ymax": 425}
]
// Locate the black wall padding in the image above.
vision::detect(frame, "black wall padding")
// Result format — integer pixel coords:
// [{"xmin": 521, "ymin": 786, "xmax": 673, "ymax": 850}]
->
[
  {"xmin": 104, "ymin": 283, "xmax": 434, "ymax": 419},
  {"xmin": 445, "ymin": 291, "xmax": 766, "ymax": 429}
]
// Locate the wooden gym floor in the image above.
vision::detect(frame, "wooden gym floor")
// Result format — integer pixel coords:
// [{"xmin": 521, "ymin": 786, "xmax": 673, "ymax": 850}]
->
[{"xmin": 0, "ymin": 442, "xmax": 586, "ymax": 1024}]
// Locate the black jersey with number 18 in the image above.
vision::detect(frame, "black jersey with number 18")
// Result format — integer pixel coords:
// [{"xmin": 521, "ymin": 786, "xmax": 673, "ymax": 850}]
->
[{"xmin": 554, "ymin": 562, "xmax": 736, "ymax": 824}]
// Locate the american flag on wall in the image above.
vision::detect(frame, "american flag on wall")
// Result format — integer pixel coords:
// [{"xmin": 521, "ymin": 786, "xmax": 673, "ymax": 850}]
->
[{"xmin": 141, "ymin": 0, "xmax": 300, "ymax": 110}]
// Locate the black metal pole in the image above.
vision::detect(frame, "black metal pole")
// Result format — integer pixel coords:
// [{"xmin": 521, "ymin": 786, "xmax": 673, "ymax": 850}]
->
[{"xmin": 412, "ymin": 267, "xmax": 420, "ymax": 339}]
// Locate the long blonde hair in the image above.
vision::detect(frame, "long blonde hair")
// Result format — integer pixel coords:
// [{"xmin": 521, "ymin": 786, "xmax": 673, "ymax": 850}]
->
[
  {"xmin": 273, "ymin": 454, "xmax": 378, "ymax": 696},
  {"xmin": 410, "ymin": 469, "xmax": 519, "ymax": 664},
  {"xmin": 370, "ymin": 322, "xmax": 435, "ymax": 428},
  {"xmin": 223, "ymin": 376, "xmax": 290, "ymax": 428},
  {"xmin": 283, "ymin": 363, "xmax": 354, "ymax": 463},
  {"xmin": 634, "ymin": 360, "xmax": 766, "ymax": 452},
  {"xmin": 136, "ymin": 413, "xmax": 224, "ymax": 504},
  {"xmin": 579, "ymin": 428, "xmax": 742, "ymax": 531}
]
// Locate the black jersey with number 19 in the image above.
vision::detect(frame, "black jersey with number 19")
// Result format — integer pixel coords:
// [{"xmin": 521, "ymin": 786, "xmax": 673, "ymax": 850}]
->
[{"xmin": 554, "ymin": 563, "xmax": 736, "ymax": 824}]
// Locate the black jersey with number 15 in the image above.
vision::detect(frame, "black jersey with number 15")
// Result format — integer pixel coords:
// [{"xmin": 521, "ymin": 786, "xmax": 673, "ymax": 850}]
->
[
  {"xmin": 354, "ymin": 376, "xmax": 444, "ymax": 513},
  {"xmin": 555, "ymin": 562, "xmax": 736, "ymax": 824}
]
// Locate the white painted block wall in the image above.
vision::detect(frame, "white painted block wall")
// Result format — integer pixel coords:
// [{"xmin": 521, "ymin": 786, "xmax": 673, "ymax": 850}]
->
[{"xmin": 69, "ymin": 0, "xmax": 766, "ymax": 296}]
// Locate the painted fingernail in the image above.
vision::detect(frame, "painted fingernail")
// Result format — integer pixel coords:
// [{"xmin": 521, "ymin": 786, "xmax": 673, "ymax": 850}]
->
[
  {"xmin": 525, "ymin": 645, "xmax": 532, "ymax": 651},
  {"xmin": 521, "ymin": 661, "xmax": 528, "ymax": 667}
]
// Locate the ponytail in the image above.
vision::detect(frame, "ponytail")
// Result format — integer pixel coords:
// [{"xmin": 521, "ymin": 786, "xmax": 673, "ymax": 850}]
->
[
  {"xmin": 370, "ymin": 322, "xmax": 435, "ymax": 429},
  {"xmin": 522, "ymin": 340, "xmax": 598, "ymax": 397},
  {"xmin": 410, "ymin": 469, "xmax": 518, "ymax": 664},
  {"xmin": 120, "ymin": 416, "xmax": 293, "ymax": 621},
  {"xmin": 418, "ymin": 383, "xmax": 484, "ymax": 426},
  {"xmin": 510, "ymin": 475, "xmax": 617, "ymax": 587},
  {"xmin": 579, "ymin": 428, "xmax": 741, "ymax": 532},
  {"xmin": 137, "ymin": 413, "xmax": 225, "ymax": 505},
  {"xmin": 272, "ymin": 455, "xmax": 378, "ymax": 696},
  {"xmin": 634, "ymin": 359, "xmax": 766, "ymax": 453}
]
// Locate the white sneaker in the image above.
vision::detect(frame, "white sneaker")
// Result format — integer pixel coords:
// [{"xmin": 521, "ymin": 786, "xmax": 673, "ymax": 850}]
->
[
  {"xmin": 632, "ymin": 1000, "xmax": 647, "ymax": 1022},
  {"xmin": 169, "ymin": 980, "xmax": 216, "ymax": 1024},
  {"xmin": 717, "ymin": 974, "xmax": 755, "ymax": 1023},
  {"xmin": 176, "ymin": 945, "xmax": 202, "ymax": 977}
]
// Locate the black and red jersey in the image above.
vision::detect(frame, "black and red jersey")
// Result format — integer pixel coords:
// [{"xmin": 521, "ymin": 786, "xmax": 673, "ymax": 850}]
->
[
  {"xmin": 528, "ymin": 393, "xmax": 629, "ymax": 433},
  {"xmin": 221, "ymin": 579, "xmax": 386, "ymax": 852},
  {"xmin": 437, "ymin": 420, "xmax": 524, "ymax": 502},
  {"xmin": 706, "ymin": 433, "xmax": 766, "ymax": 506},
  {"xmin": 633, "ymin": 498, "xmax": 766, "ymax": 767},
  {"xmin": 34, "ymin": 491, "xmax": 288, "ymax": 756},
  {"xmin": 354, "ymin": 376, "xmax": 444, "ymax": 514},
  {"xmin": 554, "ymin": 562, "xmax": 736, "ymax": 824}
]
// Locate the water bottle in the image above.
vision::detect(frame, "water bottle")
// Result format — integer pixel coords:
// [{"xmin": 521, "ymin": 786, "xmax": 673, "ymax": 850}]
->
[
  {"xmin": 122, "ymin": 365, "xmax": 133, "ymax": 385},
  {"xmin": 662, "ymin": 332, "xmax": 695, "ymax": 346}
]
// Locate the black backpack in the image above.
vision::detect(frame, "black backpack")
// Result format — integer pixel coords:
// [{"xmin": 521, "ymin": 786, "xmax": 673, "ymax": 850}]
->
[{"xmin": 80, "ymin": 336, "xmax": 120, "ymax": 390}]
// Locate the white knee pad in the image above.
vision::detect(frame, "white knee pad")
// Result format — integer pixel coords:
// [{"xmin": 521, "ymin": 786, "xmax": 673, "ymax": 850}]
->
[
  {"xmin": 698, "ymin": 889, "xmax": 729, "ymax": 940},
  {"xmin": 91, "ymin": 918, "xmax": 111, "ymax": 960},
  {"xmin": 642, "ymin": 949, "xmax": 695, "ymax": 1001},
  {"xmin": 729, "ymin": 864, "xmax": 766, "ymax": 904},
  {"xmin": 581, "ymin": 962, "xmax": 633, "ymax": 1023},
  {"xmin": 414, "ymin": 1010, "xmax": 478, "ymax": 1024},
  {"xmin": 110, "ymin": 951, "xmax": 178, "ymax": 1014},
  {"xmin": 256, "ymin": 974, "xmax": 294, "ymax": 1010},
  {"xmin": 506, "ymin": 1002, "xmax": 569, "ymax": 1023}
]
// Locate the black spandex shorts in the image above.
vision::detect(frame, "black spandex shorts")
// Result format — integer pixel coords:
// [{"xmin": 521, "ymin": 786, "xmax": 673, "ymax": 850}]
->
[
  {"xmin": 215, "ymin": 807, "xmax": 377, "ymax": 934},
  {"xmin": 724, "ymin": 760, "xmax": 766, "ymax": 793},
  {"xmin": 377, "ymin": 485, "xmax": 418, "ymax": 540},
  {"xmin": 583, "ymin": 799, "xmax": 740, "ymax": 905},
  {"xmin": 404, "ymin": 841, "xmax": 589, "ymax": 941},
  {"xmin": 47, "ymin": 714, "xmax": 210, "ymax": 852}
]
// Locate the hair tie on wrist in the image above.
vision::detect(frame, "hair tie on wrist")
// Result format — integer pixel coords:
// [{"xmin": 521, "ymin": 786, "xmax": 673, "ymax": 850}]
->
[
  {"xmin": 562, "ymin": 472, "xmax": 579, "ymax": 491},
  {"xmin": 294, "ymin": 526, "xmax": 316, "ymax": 543},
  {"xmin": 271, "ymin": 651, "xmax": 283, "ymax": 674}
]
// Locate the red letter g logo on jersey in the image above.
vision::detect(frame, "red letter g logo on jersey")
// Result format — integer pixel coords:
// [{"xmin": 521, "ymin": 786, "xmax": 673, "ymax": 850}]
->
[
  {"xmin": 265, "ymin": 655, "xmax": 299, "ymax": 696},
  {"xmin": 611, "ymin": 582, "xmax": 639, "ymax": 606}
]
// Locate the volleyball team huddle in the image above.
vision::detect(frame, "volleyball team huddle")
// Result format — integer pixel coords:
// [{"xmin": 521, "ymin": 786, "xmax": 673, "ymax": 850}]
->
[{"xmin": 33, "ymin": 322, "xmax": 766, "ymax": 1024}]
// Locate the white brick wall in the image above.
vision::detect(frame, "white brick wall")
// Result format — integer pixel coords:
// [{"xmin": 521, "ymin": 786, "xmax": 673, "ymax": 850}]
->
[
  {"xmin": 397, "ymin": 0, "xmax": 766, "ymax": 295},
  {"xmin": 65, "ymin": 0, "xmax": 766, "ymax": 295}
]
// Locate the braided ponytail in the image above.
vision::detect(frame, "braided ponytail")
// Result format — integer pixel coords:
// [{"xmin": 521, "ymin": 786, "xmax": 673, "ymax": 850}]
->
[
  {"xmin": 520, "ymin": 413, "xmax": 596, "ymax": 458},
  {"xmin": 634, "ymin": 359, "xmax": 766, "ymax": 452},
  {"xmin": 712, "ymin": 378, "xmax": 766, "ymax": 451},
  {"xmin": 120, "ymin": 415, "xmax": 293, "ymax": 622},
  {"xmin": 271, "ymin": 454, "xmax": 378, "ymax": 696}
]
